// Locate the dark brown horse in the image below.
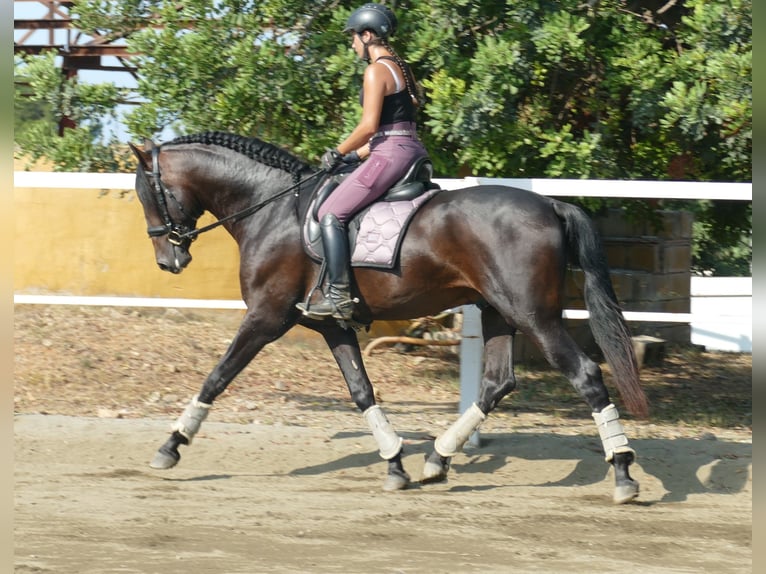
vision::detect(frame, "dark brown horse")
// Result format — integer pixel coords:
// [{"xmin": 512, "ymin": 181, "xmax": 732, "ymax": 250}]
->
[{"xmin": 129, "ymin": 131, "xmax": 648, "ymax": 504}]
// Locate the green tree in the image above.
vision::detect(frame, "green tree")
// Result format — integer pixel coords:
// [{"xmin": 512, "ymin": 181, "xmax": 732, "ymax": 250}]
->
[
  {"xmin": 63, "ymin": 0, "xmax": 751, "ymax": 182},
  {"xmin": 14, "ymin": 80, "xmax": 52, "ymax": 133},
  {"xmin": 16, "ymin": 0, "xmax": 751, "ymax": 273},
  {"xmin": 14, "ymin": 52, "xmax": 131, "ymax": 172}
]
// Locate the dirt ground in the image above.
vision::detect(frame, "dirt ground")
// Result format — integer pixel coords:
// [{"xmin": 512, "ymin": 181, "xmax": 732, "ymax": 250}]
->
[{"xmin": 14, "ymin": 305, "xmax": 752, "ymax": 573}]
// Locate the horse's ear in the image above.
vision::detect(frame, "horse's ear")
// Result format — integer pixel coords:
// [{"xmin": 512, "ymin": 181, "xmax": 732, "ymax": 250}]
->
[{"xmin": 128, "ymin": 141, "xmax": 151, "ymax": 169}]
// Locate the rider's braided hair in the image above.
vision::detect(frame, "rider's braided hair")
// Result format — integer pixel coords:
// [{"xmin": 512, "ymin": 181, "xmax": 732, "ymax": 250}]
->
[{"xmin": 374, "ymin": 38, "xmax": 422, "ymax": 107}]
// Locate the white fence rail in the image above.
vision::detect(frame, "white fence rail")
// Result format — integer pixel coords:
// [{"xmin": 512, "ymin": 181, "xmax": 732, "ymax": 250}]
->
[
  {"xmin": 689, "ymin": 276, "xmax": 752, "ymax": 353},
  {"xmin": 15, "ymin": 171, "xmax": 752, "ymax": 200},
  {"xmin": 14, "ymin": 285, "xmax": 751, "ymax": 354},
  {"xmin": 433, "ymin": 176, "xmax": 752, "ymax": 200}
]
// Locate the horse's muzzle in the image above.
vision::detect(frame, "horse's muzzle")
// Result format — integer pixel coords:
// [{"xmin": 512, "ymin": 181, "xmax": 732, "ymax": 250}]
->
[
  {"xmin": 156, "ymin": 246, "xmax": 191, "ymax": 274},
  {"xmin": 158, "ymin": 261, "xmax": 183, "ymax": 274}
]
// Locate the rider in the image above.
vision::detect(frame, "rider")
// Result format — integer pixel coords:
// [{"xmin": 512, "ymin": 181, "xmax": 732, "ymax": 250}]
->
[{"xmin": 297, "ymin": 2, "xmax": 429, "ymax": 321}]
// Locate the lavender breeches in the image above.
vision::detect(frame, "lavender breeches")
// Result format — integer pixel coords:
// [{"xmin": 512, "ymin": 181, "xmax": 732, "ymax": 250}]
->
[{"xmin": 317, "ymin": 127, "xmax": 429, "ymax": 224}]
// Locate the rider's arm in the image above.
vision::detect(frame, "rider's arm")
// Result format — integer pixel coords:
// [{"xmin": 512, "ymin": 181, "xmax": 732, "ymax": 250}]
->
[{"xmin": 336, "ymin": 64, "xmax": 387, "ymax": 155}]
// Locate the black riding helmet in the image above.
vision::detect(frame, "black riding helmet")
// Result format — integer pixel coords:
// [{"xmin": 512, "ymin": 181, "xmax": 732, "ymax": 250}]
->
[{"xmin": 344, "ymin": 3, "xmax": 398, "ymax": 39}]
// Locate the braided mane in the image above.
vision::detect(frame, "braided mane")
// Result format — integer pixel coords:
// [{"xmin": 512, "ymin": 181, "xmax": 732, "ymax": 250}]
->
[{"xmin": 167, "ymin": 131, "xmax": 310, "ymax": 177}]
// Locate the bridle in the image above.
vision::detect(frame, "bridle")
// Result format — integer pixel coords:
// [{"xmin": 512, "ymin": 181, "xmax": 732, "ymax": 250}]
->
[
  {"xmin": 143, "ymin": 145, "xmax": 327, "ymax": 246},
  {"xmin": 146, "ymin": 146, "xmax": 200, "ymax": 246}
]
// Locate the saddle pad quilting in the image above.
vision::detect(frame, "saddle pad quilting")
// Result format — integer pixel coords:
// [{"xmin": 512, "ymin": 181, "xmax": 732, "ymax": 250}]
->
[{"xmin": 351, "ymin": 190, "xmax": 438, "ymax": 268}]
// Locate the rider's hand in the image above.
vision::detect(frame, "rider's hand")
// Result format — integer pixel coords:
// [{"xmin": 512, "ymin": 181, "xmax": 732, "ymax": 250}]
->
[
  {"xmin": 321, "ymin": 148, "xmax": 343, "ymax": 171},
  {"xmin": 341, "ymin": 150, "xmax": 361, "ymax": 165}
]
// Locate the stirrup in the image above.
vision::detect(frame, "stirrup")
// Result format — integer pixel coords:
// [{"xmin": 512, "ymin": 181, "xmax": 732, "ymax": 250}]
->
[
  {"xmin": 297, "ymin": 294, "xmax": 356, "ymax": 321},
  {"xmin": 328, "ymin": 299, "xmax": 356, "ymax": 321},
  {"xmin": 295, "ymin": 299, "xmax": 333, "ymax": 318},
  {"xmin": 295, "ymin": 301, "xmax": 332, "ymax": 319}
]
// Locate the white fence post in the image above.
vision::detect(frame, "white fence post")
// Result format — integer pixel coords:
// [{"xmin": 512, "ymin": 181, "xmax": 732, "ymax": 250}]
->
[{"xmin": 459, "ymin": 304, "xmax": 483, "ymax": 447}]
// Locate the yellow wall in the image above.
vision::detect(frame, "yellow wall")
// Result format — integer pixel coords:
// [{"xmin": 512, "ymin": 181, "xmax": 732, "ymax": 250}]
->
[
  {"xmin": 14, "ymin": 184, "xmax": 416, "ymax": 340},
  {"xmin": 14, "ymin": 186, "xmax": 242, "ymax": 299}
]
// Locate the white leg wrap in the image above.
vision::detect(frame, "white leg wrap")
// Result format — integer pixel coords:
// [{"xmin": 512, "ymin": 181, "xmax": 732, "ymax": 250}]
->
[
  {"xmin": 363, "ymin": 405, "xmax": 403, "ymax": 460},
  {"xmin": 171, "ymin": 395, "xmax": 212, "ymax": 444},
  {"xmin": 592, "ymin": 403, "xmax": 635, "ymax": 462},
  {"xmin": 435, "ymin": 403, "xmax": 486, "ymax": 458}
]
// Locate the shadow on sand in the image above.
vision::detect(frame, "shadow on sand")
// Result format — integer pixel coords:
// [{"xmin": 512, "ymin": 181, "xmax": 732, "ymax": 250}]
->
[{"xmin": 290, "ymin": 430, "xmax": 751, "ymax": 503}]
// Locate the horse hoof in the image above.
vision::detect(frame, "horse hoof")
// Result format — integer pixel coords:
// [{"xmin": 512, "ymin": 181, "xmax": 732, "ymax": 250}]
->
[
  {"xmin": 149, "ymin": 449, "xmax": 180, "ymax": 470},
  {"xmin": 382, "ymin": 470, "xmax": 410, "ymax": 492},
  {"xmin": 420, "ymin": 460, "xmax": 448, "ymax": 484},
  {"xmin": 613, "ymin": 480, "xmax": 640, "ymax": 504}
]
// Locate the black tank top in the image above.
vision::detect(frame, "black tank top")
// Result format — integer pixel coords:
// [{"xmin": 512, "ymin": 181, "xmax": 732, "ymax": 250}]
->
[{"xmin": 359, "ymin": 56, "xmax": 416, "ymax": 125}]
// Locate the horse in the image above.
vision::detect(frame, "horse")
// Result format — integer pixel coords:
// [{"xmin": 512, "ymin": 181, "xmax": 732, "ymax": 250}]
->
[{"xmin": 129, "ymin": 131, "xmax": 648, "ymax": 504}]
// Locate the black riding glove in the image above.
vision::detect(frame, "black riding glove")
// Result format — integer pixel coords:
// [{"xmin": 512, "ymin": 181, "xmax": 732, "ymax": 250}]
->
[
  {"xmin": 341, "ymin": 150, "xmax": 362, "ymax": 165},
  {"xmin": 321, "ymin": 148, "xmax": 343, "ymax": 171}
]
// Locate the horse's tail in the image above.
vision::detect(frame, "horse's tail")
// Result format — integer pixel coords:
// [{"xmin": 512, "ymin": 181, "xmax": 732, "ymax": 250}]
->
[{"xmin": 551, "ymin": 200, "xmax": 649, "ymax": 418}]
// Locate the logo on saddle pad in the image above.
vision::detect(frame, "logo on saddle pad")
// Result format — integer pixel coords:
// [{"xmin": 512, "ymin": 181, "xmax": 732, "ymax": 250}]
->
[{"xmin": 301, "ymin": 158, "xmax": 441, "ymax": 269}]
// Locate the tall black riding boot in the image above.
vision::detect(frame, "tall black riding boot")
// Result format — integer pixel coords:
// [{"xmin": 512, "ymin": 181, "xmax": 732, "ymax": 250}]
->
[{"xmin": 297, "ymin": 213, "xmax": 355, "ymax": 321}]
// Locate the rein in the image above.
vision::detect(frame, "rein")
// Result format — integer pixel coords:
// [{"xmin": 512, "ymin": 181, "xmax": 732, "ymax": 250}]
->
[{"xmin": 147, "ymin": 145, "xmax": 326, "ymax": 245}]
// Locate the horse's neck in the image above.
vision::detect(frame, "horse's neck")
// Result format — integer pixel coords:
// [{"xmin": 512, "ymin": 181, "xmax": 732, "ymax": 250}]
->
[{"xmin": 196, "ymin": 157, "xmax": 298, "ymax": 221}]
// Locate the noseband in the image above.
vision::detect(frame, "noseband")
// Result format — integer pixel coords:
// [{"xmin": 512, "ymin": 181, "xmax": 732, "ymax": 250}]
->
[{"xmin": 146, "ymin": 146, "xmax": 199, "ymax": 246}]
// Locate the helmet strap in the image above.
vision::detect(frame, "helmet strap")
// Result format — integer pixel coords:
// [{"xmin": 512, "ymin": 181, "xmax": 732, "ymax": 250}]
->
[{"xmin": 360, "ymin": 34, "xmax": 372, "ymax": 62}]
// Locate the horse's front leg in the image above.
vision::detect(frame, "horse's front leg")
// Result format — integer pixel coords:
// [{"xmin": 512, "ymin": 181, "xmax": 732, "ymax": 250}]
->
[
  {"xmin": 319, "ymin": 323, "xmax": 410, "ymax": 491},
  {"xmin": 422, "ymin": 307, "xmax": 516, "ymax": 483},
  {"xmin": 150, "ymin": 310, "xmax": 289, "ymax": 470}
]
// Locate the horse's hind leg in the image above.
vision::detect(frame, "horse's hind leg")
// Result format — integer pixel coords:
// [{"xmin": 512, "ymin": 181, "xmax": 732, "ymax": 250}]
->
[
  {"xmin": 422, "ymin": 306, "xmax": 517, "ymax": 483},
  {"xmin": 529, "ymin": 321, "xmax": 639, "ymax": 504},
  {"xmin": 320, "ymin": 323, "xmax": 410, "ymax": 491}
]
